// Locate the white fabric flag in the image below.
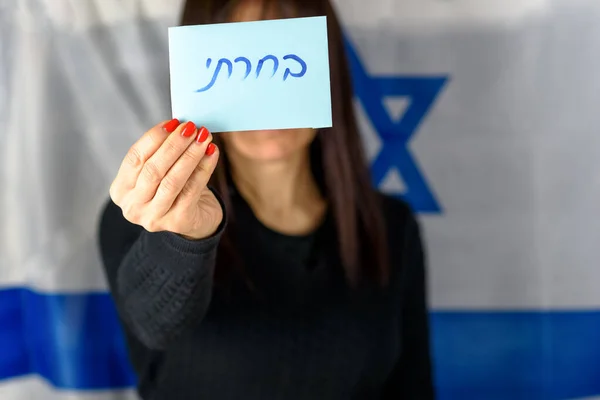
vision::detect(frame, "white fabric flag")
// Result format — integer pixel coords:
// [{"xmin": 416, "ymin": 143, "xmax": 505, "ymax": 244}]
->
[{"xmin": 1, "ymin": 0, "xmax": 599, "ymax": 399}]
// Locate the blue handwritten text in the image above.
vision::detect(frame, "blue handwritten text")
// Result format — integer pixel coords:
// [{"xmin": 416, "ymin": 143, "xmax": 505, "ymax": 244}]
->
[{"xmin": 195, "ymin": 54, "xmax": 307, "ymax": 93}]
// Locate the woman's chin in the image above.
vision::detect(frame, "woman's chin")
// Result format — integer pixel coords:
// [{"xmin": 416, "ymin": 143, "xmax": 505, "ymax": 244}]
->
[
  {"xmin": 223, "ymin": 128, "xmax": 317, "ymax": 163},
  {"xmin": 239, "ymin": 145, "xmax": 300, "ymax": 163}
]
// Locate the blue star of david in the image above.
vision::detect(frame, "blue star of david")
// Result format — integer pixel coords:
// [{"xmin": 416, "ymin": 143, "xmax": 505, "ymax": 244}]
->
[{"xmin": 344, "ymin": 38, "xmax": 448, "ymax": 214}]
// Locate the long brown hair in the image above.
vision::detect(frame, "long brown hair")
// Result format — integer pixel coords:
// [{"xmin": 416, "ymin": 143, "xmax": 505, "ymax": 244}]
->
[{"xmin": 181, "ymin": 0, "xmax": 390, "ymax": 287}]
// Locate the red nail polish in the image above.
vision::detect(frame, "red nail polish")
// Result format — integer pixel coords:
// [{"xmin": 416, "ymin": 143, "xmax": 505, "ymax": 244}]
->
[
  {"xmin": 205, "ymin": 143, "xmax": 216, "ymax": 156},
  {"xmin": 182, "ymin": 121, "xmax": 196, "ymax": 137},
  {"xmin": 196, "ymin": 127, "xmax": 209, "ymax": 143},
  {"xmin": 163, "ymin": 118, "xmax": 179, "ymax": 133}
]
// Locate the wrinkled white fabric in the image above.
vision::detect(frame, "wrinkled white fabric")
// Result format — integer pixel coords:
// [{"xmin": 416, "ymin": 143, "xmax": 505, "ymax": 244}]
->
[{"xmin": 2, "ymin": 0, "xmax": 600, "ymax": 399}]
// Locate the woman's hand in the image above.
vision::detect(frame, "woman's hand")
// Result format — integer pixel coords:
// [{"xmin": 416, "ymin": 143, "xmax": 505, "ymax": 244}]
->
[{"xmin": 109, "ymin": 119, "xmax": 223, "ymax": 240}]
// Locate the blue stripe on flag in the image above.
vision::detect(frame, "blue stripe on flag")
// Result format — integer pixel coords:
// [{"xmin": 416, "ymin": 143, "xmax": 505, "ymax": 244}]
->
[
  {"xmin": 1, "ymin": 288, "xmax": 599, "ymax": 399},
  {"xmin": 0, "ymin": 288, "xmax": 136, "ymax": 389},
  {"xmin": 431, "ymin": 312, "xmax": 600, "ymax": 400}
]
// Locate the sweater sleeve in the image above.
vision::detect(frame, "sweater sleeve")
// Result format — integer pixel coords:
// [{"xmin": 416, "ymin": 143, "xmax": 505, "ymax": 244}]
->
[
  {"xmin": 383, "ymin": 213, "xmax": 435, "ymax": 399},
  {"xmin": 98, "ymin": 194, "xmax": 226, "ymax": 350}
]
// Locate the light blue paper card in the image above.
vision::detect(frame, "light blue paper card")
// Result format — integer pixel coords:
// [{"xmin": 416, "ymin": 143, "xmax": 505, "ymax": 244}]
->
[{"xmin": 168, "ymin": 16, "xmax": 332, "ymax": 133}]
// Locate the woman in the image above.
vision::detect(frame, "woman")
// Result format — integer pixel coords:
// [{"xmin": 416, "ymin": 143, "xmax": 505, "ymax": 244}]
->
[{"xmin": 99, "ymin": 0, "xmax": 434, "ymax": 398}]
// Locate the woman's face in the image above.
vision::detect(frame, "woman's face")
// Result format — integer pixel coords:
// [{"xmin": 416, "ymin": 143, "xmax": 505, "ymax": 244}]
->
[{"xmin": 219, "ymin": 0, "xmax": 318, "ymax": 163}]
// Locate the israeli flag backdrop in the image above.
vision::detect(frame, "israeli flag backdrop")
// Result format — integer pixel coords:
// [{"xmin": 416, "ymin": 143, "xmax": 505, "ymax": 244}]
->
[{"xmin": 1, "ymin": 0, "xmax": 600, "ymax": 399}]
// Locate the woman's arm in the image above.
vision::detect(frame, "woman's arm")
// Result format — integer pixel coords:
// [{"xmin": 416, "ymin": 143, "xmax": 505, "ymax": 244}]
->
[
  {"xmin": 98, "ymin": 197, "xmax": 225, "ymax": 350},
  {"xmin": 383, "ymin": 213, "xmax": 435, "ymax": 399}
]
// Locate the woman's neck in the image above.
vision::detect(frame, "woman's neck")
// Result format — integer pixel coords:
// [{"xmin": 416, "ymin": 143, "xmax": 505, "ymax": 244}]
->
[{"xmin": 228, "ymin": 149, "xmax": 326, "ymax": 236}]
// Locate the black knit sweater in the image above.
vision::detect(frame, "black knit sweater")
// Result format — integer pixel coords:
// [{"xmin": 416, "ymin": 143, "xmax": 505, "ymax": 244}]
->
[{"xmin": 98, "ymin": 190, "xmax": 434, "ymax": 400}]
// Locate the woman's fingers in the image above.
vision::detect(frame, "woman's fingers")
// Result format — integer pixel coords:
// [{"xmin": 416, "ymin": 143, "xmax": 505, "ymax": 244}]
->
[
  {"xmin": 111, "ymin": 120, "xmax": 224, "ymax": 239},
  {"xmin": 175, "ymin": 142, "xmax": 220, "ymax": 207},
  {"xmin": 134, "ymin": 121, "xmax": 199, "ymax": 203},
  {"xmin": 109, "ymin": 119, "xmax": 178, "ymax": 204},
  {"xmin": 151, "ymin": 127, "xmax": 213, "ymax": 213}
]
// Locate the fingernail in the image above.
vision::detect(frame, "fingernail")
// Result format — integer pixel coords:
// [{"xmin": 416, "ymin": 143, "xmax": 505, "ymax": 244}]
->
[
  {"xmin": 196, "ymin": 127, "xmax": 210, "ymax": 143},
  {"xmin": 182, "ymin": 121, "xmax": 196, "ymax": 137},
  {"xmin": 205, "ymin": 143, "xmax": 216, "ymax": 156},
  {"xmin": 163, "ymin": 118, "xmax": 179, "ymax": 133}
]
